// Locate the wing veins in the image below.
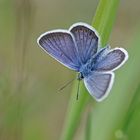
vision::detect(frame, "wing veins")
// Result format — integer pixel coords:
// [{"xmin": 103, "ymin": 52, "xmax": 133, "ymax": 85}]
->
[
  {"xmin": 50, "ymin": 34, "xmax": 74, "ymax": 64},
  {"xmin": 90, "ymin": 77, "xmax": 105, "ymax": 92},
  {"xmin": 86, "ymin": 34, "xmax": 95, "ymax": 58},
  {"xmin": 46, "ymin": 37, "xmax": 60, "ymax": 52}
]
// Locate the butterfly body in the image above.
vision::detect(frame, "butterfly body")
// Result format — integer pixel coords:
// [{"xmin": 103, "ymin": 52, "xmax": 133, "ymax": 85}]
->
[
  {"xmin": 79, "ymin": 61, "xmax": 93, "ymax": 78},
  {"xmin": 37, "ymin": 22, "xmax": 128, "ymax": 102},
  {"xmin": 79, "ymin": 46, "xmax": 109, "ymax": 77}
]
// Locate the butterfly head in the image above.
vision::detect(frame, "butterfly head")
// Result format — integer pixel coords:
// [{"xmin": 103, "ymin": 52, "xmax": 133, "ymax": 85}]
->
[{"xmin": 77, "ymin": 73, "xmax": 84, "ymax": 81}]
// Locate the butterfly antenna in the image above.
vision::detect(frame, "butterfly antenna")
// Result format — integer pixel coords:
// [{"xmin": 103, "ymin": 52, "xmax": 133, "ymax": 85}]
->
[
  {"xmin": 58, "ymin": 78, "xmax": 75, "ymax": 92},
  {"xmin": 76, "ymin": 80, "xmax": 81, "ymax": 100}
]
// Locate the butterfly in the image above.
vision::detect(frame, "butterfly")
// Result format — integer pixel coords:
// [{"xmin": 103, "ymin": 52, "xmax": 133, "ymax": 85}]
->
[{"xmin": 37, "ymin": 22, "xmax": 128, "ymax": 102}]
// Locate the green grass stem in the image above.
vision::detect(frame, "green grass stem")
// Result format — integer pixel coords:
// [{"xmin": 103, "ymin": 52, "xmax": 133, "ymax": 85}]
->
[{"xmin": 60, "ymin": 0, "xmax": 120, "ymax": 140}]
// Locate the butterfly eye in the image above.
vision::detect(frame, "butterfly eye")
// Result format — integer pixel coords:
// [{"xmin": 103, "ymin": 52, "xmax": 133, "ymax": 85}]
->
[
  {"xmin": 77, "ymin": 73, "xmax": 84, "ymax": 80},
  {"xmin": 80, "ymin": 73, "xmax": 84, "ymax": 79}
]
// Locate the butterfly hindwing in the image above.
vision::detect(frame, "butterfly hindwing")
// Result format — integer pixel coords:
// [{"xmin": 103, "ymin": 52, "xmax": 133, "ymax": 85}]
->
[
  {"xmin": 37, "ymin": 30, "xmax": 81, "ymax": 71},
  {"xmin": 84, "ymin": 72, "xmax": 114, "ymax": 101}
]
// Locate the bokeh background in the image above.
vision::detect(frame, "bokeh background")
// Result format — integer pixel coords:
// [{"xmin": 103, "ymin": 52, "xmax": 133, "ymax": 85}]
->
[{"xmin": 0, "ymin": 0, "xmax": 140, "ymax": 140}]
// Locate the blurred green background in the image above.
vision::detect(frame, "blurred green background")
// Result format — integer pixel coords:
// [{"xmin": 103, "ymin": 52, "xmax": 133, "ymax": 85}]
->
[{"xmin": 0, "ymin": 0, "xmax": 140, "ymax": 140}]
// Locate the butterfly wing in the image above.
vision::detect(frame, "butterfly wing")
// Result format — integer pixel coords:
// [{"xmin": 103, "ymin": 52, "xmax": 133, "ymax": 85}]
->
[
  {"xmin": 69, "ymin": 23, "xmax": 100, "ymax": 64},
  {"xmin": 84, "ymin": 72, "xmax": 114, "ymax": 101},
  {"xmin": 37, "ymin": 30, "xmax": 81, "ymax": 71},
  {"xmin": 94, "ymin": 48, "xmax": 128, "ymax": 72}
]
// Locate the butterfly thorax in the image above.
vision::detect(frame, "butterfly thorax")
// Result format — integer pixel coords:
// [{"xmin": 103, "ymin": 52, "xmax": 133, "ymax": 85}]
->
[{"xmin": 78, "ymin": 61, "xmax": 93, "ymax": 80}]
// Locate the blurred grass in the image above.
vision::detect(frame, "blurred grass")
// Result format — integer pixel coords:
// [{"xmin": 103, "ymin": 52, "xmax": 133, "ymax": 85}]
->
[
  {"xmin": 92, "ymin": 0, "xmax": 120, "ymax": 46},
  {"xmin": 60, "ymin": 0, "xmax": 120, "ymax": 140},
  {"xmin": 114, "ymin": 28, "xmax": 140, "ymax": 140},
  {"xmin": 0, "ymin": 0, "xmax": 140, "ymax": 140},
  {"xmin": 89, "ymin": 27, "xmax": 140, "ymax": 140},
  {"xmin": 122, "ymin": 84, "xmax": 140, "ymax": 140}
]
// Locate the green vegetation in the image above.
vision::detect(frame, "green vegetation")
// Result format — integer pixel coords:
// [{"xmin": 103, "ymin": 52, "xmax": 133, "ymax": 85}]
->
[
  {"xmin": 60, "ymin": 0, "xmax": 120, "ymax": 140},
  {"xmin": 0, "ymin": 0, "xmax": 140, "ymax": 140}
]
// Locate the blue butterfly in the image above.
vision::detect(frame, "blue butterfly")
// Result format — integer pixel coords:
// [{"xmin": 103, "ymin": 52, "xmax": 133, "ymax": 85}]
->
[{"xmin": 37, "ymin": 22, "xmax": 128, "ymax": 102}]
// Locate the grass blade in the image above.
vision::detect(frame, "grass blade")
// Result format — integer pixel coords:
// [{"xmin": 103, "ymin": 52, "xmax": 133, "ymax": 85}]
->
[
  {"xmin": 89, "ymin": 27, "xmax": 140, "ymax": 140},
  {"xmin": 60, "ymin": 0, "xmax": 120, "ymax": 140}
]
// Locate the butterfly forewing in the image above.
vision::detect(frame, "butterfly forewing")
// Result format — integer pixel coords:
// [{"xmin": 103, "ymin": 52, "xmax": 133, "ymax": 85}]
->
[
  {"xmin": 38, "ymin": 30, "xmax": 80, "ymax": 71},
  {"xmin": 84, "ymin": 72, "xmax": 114, "ymax": 101},
  {"xmin": 94, "ymin": 48, "xmax": 128, "ymax": 72},
  {"xmin": 69, "ymin": 23, "xmax": 99, "ymax": 64}
]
